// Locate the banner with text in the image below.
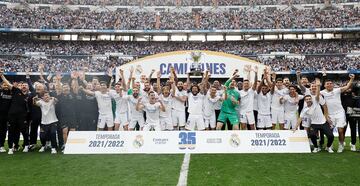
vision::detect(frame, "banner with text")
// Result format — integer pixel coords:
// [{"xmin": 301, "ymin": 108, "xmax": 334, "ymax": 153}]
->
[
  {"xmin": 64, "ymin": 131, "xmax": 310, "ymax": 154},
  {"xmin": 116, "ymin": 50, "xmax": 267, "ymax": 80}
]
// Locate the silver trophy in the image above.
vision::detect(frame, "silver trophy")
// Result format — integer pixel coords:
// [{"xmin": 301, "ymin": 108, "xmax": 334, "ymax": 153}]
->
[{"xmin": 189, "ymin": 51, "xmax": 203, "ymax": 77}]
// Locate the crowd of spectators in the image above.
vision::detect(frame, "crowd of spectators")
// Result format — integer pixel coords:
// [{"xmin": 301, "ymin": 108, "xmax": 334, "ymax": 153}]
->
[
  {"xmin": 0, "ymin": 55, "xmax": 358, "ymax": 73},
  {"xmin": 0, "ymin": 57, "xmax": 130, "ymax": 72},
  {"xmin": 1, "ymin": 0, "xmax": 358, "ymax": 6},
  {"xmin": 0, "ymin": 6, "xmax": 359, "ymax": 30},
  {"xmin": 262, "ymin": 56, "xmax": 360, "ymax": 71},
  {"xmin": 0, "ymin": 40, "xmax": 359, "ymax": 56}
]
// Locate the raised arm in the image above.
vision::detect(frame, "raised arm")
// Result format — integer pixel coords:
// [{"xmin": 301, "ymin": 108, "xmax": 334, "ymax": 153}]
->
[
  {"xmin": 79, "ymin": 86, "xmax": 95, "ymax": 96},
  {"xmin": 315, "ymin": 78, "xmax": 321, "ymax": 102},
  {"xmin": 127, "ymin": 66, "xmax": 134, "ymax": 90},
  {"xmin": 25, "ymin": 68, "xmax": 35, "ymax": 93},
  {"xmin": 257, "ymin": 78, "xmax": 264, "ymax": 94},
  {"xmin": 71, "ymin": 71, "xmax": 79, "ymax": 95},
  {"xmin": 156, "ymin": 71, "xmax": 161, "ymax": 95},
  {"xmin": 296, "ymin": 70, "xmax": 306, "ymax": 94},
  {"xmin": 252, "ymin": 66, "xmax": 258, "ymax": 90},
  {"xmin": 148, "ymin": 69, "xmax": 155, "ymax": 83},
  {"xmin": 55, "ymin": 72, "xmax": 62, "ymax": 95},
  {"xmin": 341, "ymin": 74, "xmax": 355, "ymax": 93},
  {"xmin": 0, "ymin": 70, "xmax": 13, "ymax": 90},
  {"xmin": 119, "ymin": 69, "xmax": 127, "ymax": 92}
]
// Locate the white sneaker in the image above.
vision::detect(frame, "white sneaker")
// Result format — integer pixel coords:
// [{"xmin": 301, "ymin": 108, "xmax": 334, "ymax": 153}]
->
[
  {"xmin": 8, "ymin": 149, "xmax": 13, "ymax": 155},
  {"xmin": 22, "ymin": 146, "xmax": 29, "ymax": 153},
  {"xmin": 312, "ymin": 148, "xmax": 321, "ymax": 153},
  {"xmin": 337, "ymin": 144, "xmax": 344, "ymax": 153},
  {"xmin": 351, "ymin": 144, "xmax": 357, "ymax": 152},
  {"xmin": 327, "ymin": 147, "xmax": 334, "ymax": 153},
  {"xmin": 0, "ymin": 147, "xmax": 6, "ymax": 153},
  {"xmin": 51, "ymin": 148, "xmax": 57, "ymax": 154},
  {"xmin": 39, "ymin": 146, "xmax": 45, "ymax": 153}
]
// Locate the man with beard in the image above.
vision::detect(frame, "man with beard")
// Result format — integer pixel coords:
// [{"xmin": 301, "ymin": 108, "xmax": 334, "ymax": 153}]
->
[
  {"xmin": 127, "ymin": 87, "xmax": 145, "ymax": 130},
  {"xmin": 216, "ymin": 71, "xmax": 240, "ymax": 130},
  {"xmin": 55, "ymin": 74, "xmax": 77, "ymax": 150},
  {"xmin": 78, "ymin": 71, "xmax": 98, "ymax": 131},
  {"xmin": 171, "ymin": 80, "xmax": 188, "ymax": 131},
  {"xmin": 0, "ymin": 81, "xmax": 12, "ymax": 152},
  {"xmin": 256, "ymin": 69, "xmax": 273, "ymax": 130},
  {"xmin": 320, "ymin": 74, "xmax": 355, "ymax": 153},
  {"xmin": 238, "ymin": 66, "xmax": 258, "ymax": 130},
  {"xmin": 1, "ymin": 72, "xmax": 30, "ymax": 154},
  {"xmin": 26, "ymin": 69, "xmax": 46, "ymax": 150}
]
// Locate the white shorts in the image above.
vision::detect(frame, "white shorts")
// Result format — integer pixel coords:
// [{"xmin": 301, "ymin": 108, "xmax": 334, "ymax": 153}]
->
[
  {"xmin": 186, "ymin": 115, "xmax": 205, "ymax": 131},
  {"xmin": 129, "ymin": 117, "xmax": 145, "ymax": 129},
  {"xmin": 257, "ymin": 114, "xmax": 272, "ymax": 129},
  {"xmin": 329, "ymin": 111, "xmax": 346, "ymax": 128},
  {"xmin": 97, "ymin": 114, "xmax": 114, "ymax": 129},
  {"xmin": 114, "ymin": 112, "xmax": 129, "ymax": 126},
  {"xmin": 172, "ymin": 109, "xmax": 186, "ymax": 127},
  {"xmin": 204, "ymin": 114, "xmax": 216, "ymax": 129},
  {"xmin": 284, "ymin": 112, "xmax": 298, "ymax": 129},
  {"xmin": 143, "ymin": 122, "xmax": 161, "ymax": 131},
  {"xmin": 301, "ymin": 117, "xmax": 311, "ymax": 128},
  {"xmin": 271, "ymin": 109, "xmax": 285, "ymax": 124},
  {"xmin": 239, "ymin": 111, "xmax": 255, "ymax": 125},
  {"xmin": 160, "ymin": 117, "xmax": 173, "ymax": 131}
]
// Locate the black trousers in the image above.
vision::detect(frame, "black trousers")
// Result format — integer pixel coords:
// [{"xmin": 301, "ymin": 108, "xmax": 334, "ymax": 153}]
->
[
  {"xmin": 8, "ymin": 114, "xmax": 29, "ymax": 149},
  {"xmin": 57, "ymin": 124, "xmax": 64, "ymax": 148},
  {"xmin": 30, "ymin": 118, "xmax": 41, "ymax": 145},
  {"xmin": 0, "ymin": 114, "xmax": 8, "ymax": 147},
  {"xmin": 309, "ymin": 123, "xmax": 334, "ymax": 148},
  {"xmin": 79, "ymin": 114, "xmax": 98, "ymax": 131},
  {"xmin": 216, "ymin": 109, "xmax": 232, "ymax": 130},
  {"xmin": 40, "ymin": 123, "xmax": 58, "ymax": 148},
  {"xmin": 349, "ymin": 116, "xmax": 360, "ymax": 145}
]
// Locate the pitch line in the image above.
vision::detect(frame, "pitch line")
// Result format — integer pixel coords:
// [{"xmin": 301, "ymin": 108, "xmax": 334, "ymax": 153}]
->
[{"xmin": 177, "ymin": 153, "xmax": 191, "ymax": 186}]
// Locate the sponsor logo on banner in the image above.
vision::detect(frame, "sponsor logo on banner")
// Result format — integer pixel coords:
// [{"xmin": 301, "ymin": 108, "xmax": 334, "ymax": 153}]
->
[
  {"xmin": 178, "ymin": 132, "xmax": 196, "ymax": 150},
  {"xmin": 153, "ymin": 138, "xmax": 169, "ymax": 145},
  {"xmin": 206, "ymin": 138, "xmax": 222, "ymax": 144},
  {"xmin": 229, "ymin": 133, "xmax": 241, "ymax": 147},
  {"xmin": 133, "ymin": 135, "xmax": 144, "ymax": 148}
]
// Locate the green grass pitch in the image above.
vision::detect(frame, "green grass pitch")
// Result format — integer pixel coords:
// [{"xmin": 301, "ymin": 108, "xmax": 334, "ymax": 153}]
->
[{"xmin": 1, "ymin": 138, "xmax": 360, "ymax": 186}]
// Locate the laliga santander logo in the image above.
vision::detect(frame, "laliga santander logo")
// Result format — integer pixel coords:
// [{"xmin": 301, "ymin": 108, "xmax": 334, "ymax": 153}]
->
[
  {"xmin": 133, "ymin": 135, "xmax": 144, "ymax": 148},
  {"xmin": 229, "ymin": 133, "xmax": 240, "ymax": 148}
]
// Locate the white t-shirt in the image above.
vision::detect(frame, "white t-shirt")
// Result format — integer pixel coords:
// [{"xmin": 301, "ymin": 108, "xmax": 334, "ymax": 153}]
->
[
  {"xmin": 283, "ymin": 95, "xmax": 304, "ymax": 114},
  {"xmin": 109, "ymin": 90, "xmax": 129, "ymax": 114},
  {"xmin": 159, "ymin": 94, "xmax": 172, "ymax": 118},
  {"xmin": 127, "ymin": 96, "xmax": 144, "ymax": 119},
  {"xmin": 203, "ymin": 92, "xmax": 220, "ymax": 117},
  {"xmin": 253, "ymin": 93, "xmax": 258, "ymax": 111},
  {"xmin": 172, "ymin": 89, "xmax": 187, "ymax": 111},
  {"xmin": 257, "ymin": 91, "xmax": 271, "ymax": 115},
  {"xmin": 271, "ymin": 87, "xmax": 287, "ymax": 111},
  {"xmin": 94, "ymin": 91, "xmax": 113, "ymax": 116},
  {"xmin": 214, "ymin": 89, "xmax": 224, "ymax": 110},
  {"xmin": 320, "ymin": 88, "xmax": 344, "ymax": 115},
  {"xmin": 187, "ymin": 93, "xmax": 204, "ymax": 115},
  {"xmin": 37, "ymin": 99, "xmax": 58, "ymax": 125},
  {"xmin": 300, "ymin": 96, "xmax": 326, "ymax": 125},
  {"xmin": 143, "ymin": 102, "xmax": 161, "ymax": 124},
  {"xmin": 239, "ymin": 89, "xmax": 255, "ymax": 113}
]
